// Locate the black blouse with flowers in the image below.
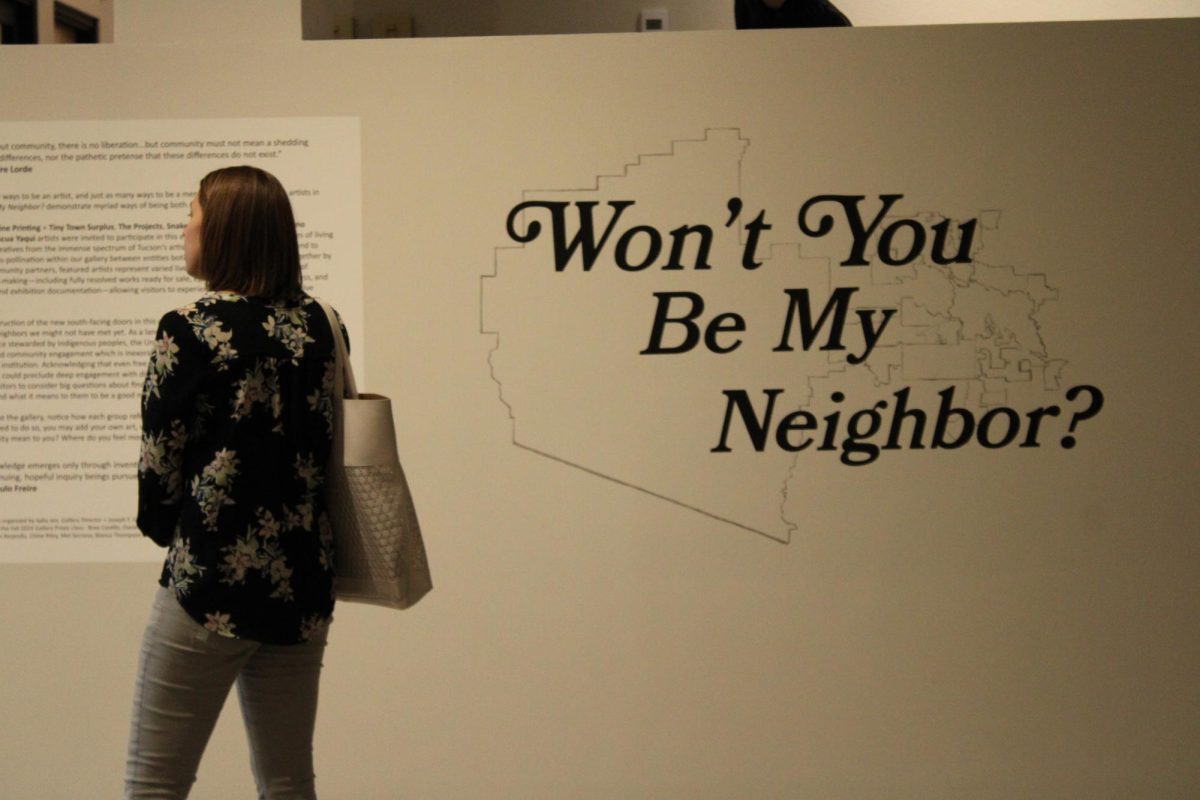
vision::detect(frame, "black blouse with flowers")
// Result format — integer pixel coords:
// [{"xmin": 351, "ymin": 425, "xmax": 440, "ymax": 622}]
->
[{"xmin": 137, "ymin": 291, "xmax": 346, "ymax": 645}]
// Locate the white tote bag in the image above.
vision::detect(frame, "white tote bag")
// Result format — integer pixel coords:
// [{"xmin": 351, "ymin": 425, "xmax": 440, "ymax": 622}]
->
[{"xmin": 316, "ymin": 298, "xmax": 432, "ymax": 609}]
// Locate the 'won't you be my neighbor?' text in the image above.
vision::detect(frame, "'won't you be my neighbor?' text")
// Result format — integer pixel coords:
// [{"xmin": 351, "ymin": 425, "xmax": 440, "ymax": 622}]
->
[{"xmin": 505, "ymin": 193, "xmax": 1107, "ymax": 465}]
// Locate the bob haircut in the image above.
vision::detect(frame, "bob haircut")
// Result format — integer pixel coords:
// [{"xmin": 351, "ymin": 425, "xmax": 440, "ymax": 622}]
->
[{"xmin": 196, "ymin": 166, "xmax": 303, "ymax": 299}]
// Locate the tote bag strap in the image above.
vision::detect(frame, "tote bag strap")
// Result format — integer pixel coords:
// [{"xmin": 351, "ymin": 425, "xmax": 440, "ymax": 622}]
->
[{"xmin": 314, "ymin": 297, "xmax": 358, "ymax": 400}]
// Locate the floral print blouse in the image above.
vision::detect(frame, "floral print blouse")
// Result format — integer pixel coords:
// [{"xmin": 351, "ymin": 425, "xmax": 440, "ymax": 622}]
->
[{"xmin": 138, "ymin": 290, "xmax": 346, "ymax": 645}]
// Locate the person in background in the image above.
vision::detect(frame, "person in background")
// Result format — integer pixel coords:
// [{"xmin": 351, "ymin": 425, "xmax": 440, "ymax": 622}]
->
[
  {"xmin": 736, "ymin": 0, "xmax": 852, "ymax": 28},
  {"xmin": 125, "ymin": 165, "xmax": 347, "ymax": 800}
]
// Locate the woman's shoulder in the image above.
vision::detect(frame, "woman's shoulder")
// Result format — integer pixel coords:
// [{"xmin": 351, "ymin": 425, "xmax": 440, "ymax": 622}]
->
[
  {"xmin": 160, "ymin": 290, "xmax": 248, "ymax": 321},
  {"xmin": 301, "ymin": 294, "xmax": 349, "ymax": 347},
  {"xmin": 153, "ymin": 292, "xmax": 265, "ymax": 352},
  {"xmin": 160, "ymin": 291, "xmax": 338, "ymax": 340}
]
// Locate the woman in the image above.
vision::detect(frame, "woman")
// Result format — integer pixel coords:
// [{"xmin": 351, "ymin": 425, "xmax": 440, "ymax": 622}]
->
[{"xmin": 126, "ymin": 166, "xmax": 345, "ymax": 799}]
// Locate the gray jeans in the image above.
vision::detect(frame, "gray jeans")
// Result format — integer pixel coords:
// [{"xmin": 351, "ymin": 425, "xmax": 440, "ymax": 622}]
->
[{"xmin": 125, "ymin": 587, "xmax": 328, "ymax": 799}]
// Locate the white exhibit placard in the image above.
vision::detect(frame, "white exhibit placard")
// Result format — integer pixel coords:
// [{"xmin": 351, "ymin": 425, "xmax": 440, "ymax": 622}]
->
[{"xmin": 0, "ymin": 116, "xmax": 362, "ymax": 562}]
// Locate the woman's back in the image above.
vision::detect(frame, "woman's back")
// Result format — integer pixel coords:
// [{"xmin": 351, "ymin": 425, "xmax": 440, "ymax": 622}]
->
[{"xmin": 139, "ymin": 290, "xmax": 343, "ymax": 644}]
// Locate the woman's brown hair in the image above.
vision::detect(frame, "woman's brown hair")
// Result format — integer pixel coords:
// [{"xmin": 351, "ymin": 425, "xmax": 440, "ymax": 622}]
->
[{"xmin": 196, "ymin": 166, "xmax": 303, "ymax": 299}]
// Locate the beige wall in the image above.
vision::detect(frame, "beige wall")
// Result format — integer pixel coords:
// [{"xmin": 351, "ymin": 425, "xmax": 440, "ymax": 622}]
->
[
  {"xmin": 301, "ymin": 0, "xmax": 1200, "ymax": 37},
  {"xmin": 34, "ymin": 0, "xmax": 113, "ymax": 43},
  {"xmin": 1, "ymin": 15, "xmax": 1198, "ymax": 800},
  {"xmin": 301, "ymin": 0, "xmax": 720, "ymax": 38},
  {"xmin": 839, "ymin": 0, "xmax": 1200, "ymax": 26},
  {"xmin": 14, "ymin": 0, "xmax": 1200, "ymax": 43},
  {"xmin": 116, "ymin": 0, "xmax": 300, "ymax": 43}
]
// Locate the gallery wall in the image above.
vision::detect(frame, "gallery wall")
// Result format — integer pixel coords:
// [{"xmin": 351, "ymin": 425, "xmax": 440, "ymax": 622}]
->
[
  {"xmin": 1, "ymin": 13, "xmax": 1198, "ymax": 800},
  {"xmin": 11, "ymin": 0, "xmax": 113, "ymax": 44},
  {"xmin": 299, "ymin": 0, "xmax": 1200, "ymax": 37}
]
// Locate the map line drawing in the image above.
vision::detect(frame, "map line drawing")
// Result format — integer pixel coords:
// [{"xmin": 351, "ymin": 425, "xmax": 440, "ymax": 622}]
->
[{"xmin": 482, "ymin": 128, "xmax": 1065, "ymax": 545}]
